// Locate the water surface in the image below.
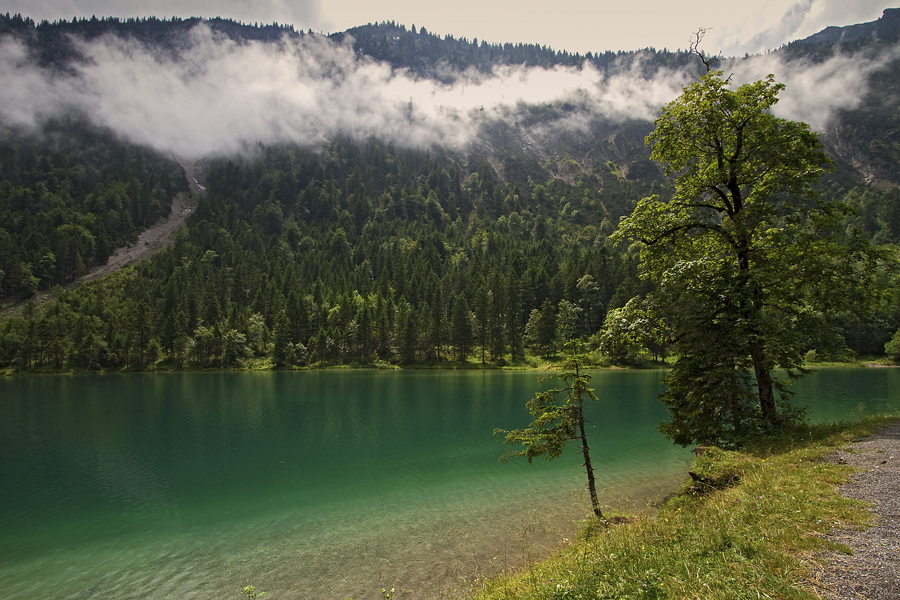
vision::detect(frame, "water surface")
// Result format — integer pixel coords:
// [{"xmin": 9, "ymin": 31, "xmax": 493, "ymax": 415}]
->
[{"xmin": 1, "ymin": 368, "xmax": 897, "ymax": 599}]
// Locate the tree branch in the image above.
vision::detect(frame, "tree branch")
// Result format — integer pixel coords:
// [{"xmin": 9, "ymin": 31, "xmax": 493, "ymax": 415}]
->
[{"xmin": 689, "ymin": 29, "xmax": 721, "ymax": 75}]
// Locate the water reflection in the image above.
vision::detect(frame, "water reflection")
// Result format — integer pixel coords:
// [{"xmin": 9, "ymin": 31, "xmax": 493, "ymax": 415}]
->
[{"xmin": 1, "ymin": 368, "xmax": 897, "ymax": 599}]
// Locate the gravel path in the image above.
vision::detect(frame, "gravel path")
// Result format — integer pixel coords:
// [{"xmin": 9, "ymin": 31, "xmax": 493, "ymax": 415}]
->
[
  {"xmin": 79, "ymin": 190, "xmax": 194, "ymax": 283},
  {"xmin": 1, "ymin": 161, "xmax": 203, "ymax": 319},
  {"xmin": 80, "ymin": 160, "xmax": 204, "ymax": 282},
  {"xmin": 811, "ymin": 421, "xmax": 900, "ymax": 599}
]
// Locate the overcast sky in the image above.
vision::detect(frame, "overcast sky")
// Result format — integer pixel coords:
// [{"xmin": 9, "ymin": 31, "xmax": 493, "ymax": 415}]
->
[{"xmin": 3, "ymin": 0, "xmax": 897, "ymax": 55}]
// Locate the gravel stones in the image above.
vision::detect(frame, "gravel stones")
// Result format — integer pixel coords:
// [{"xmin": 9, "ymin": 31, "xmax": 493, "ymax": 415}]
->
[{"xmin": 812, "ymin": 422, "xmax": 900, "ymax": 599}]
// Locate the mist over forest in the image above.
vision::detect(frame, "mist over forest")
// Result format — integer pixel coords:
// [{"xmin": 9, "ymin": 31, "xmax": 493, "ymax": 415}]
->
[
  {"xmin": 1, "ymin": 9, "xmax": 900, "ymax": 372},
  {"xmin": 1, "ymin": 12, "xmax": 893, "ymax": 157}
]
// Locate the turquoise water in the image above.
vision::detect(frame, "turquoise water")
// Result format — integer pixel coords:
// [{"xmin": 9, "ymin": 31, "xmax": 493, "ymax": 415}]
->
[{"xmin": 0, "ymin": 368, "xmax": 898, "ymax": 599}]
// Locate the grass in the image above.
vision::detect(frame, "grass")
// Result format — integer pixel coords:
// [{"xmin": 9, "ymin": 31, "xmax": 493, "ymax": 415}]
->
[{"xmin": 473, "ymin": 415, "xmax": 898, "ymax": 600}]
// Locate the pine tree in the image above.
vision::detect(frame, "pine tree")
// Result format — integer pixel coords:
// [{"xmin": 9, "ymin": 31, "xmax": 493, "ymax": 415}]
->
[
  {"xmin": 495, "ymin": 341, "xmax": 603, "ymax": 518},
  {"xmin": 450, "ymin": 293, "xmax": 473, "ymax": 363}
]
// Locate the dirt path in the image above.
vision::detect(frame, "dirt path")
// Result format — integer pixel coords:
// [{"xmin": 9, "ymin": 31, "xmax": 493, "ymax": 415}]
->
[{"xmin": 0, "ymin": 160, "xmax": 203, "ymax": 317}]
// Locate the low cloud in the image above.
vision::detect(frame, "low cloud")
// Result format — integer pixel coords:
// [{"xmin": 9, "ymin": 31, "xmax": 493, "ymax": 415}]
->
[
  {"xmin": 0, "ymin": 24, "xmax": 888, "ymax": 159},
  {"xmin": 725, "ymin": 49, "xmax": 895, "ymax": 131},
  {"xmin": 707, "ymin": 0, "xmax": 891, "ymax": 56},
  {"xmin": 0, "ymin": 26, "xmax": 688, "ymax": 158}
]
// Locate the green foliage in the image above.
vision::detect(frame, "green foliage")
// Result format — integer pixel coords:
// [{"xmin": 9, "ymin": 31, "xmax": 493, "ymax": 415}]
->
[
  {"xmin": 242, "ymin": 585, "xmax": 266, "ymax": 599},
  {"xmin": 2, "ymin": 14, "xmax": 899, "ymax": 375},
  {"xmin": 339, "ymin": 20, "xmax": 701, "ymax": 79},
  {"xmin": 597, "ymin": 296, "xmax": 666, "ymax": 364},
  {"xmin": 885, "ymin": 328, "xmax": 900, "ymax": 359},
  {"xmin": 684, "ymin": 446, "xmax": 747, "ymax": 493},
  {"xmin": 0, "ymin": 118, "xmax": 185, "ymax": 298},
  {"xmin": 523, "ymin": 299, "xmax": 557, "ymax": 358},
  {"xmin": 0, "ymin": 136, "xmax": 646, "ymax": 371},
  {"xmin": 614, "ymin": 71, "xmax": 883, "ymax": 447},
  {"xmin": 495, "ymin": 340, "xmax": 603, "ymax": 517}
]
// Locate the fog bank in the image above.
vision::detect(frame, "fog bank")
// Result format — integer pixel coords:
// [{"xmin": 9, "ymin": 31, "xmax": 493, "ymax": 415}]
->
[{"xmin": 0, "ymin": 25, "xmax": 888, "ymax": 159}]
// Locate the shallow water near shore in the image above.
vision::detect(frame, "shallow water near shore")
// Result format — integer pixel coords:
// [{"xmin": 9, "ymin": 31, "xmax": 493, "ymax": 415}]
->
[{"xmin": 1, "ymin": 368, "xmax": 898, "ymax": 599}]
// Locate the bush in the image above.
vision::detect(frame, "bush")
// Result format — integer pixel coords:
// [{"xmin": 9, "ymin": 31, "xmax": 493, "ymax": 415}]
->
[
  {"xmin": 885, "ymin": 329, "xmax": 900, "ymax": 360},
  {"xmin": 684, "ymin": 446, "xmax": 748, "ymax": 494}
]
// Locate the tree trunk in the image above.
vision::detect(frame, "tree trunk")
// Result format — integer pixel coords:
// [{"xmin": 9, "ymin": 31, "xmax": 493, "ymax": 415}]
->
[
  {"xmin": 750, "ymin": 341, "xmax": 777, "ymax": 425},
  {"xmin": 577, "ymin": 404, "xmax": 603, "ymax": 519}
]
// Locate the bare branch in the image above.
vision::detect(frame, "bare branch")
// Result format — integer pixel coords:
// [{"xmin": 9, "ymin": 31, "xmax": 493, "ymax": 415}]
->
[{"xmin": 689, "ymin": 29, "xmax": 722, "ymax": 75}]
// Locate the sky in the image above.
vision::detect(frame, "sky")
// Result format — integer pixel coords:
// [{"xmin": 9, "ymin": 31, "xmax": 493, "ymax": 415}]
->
[{"xmin": 3, "ymin": 0, "xmax": 897, "ymax": 55}]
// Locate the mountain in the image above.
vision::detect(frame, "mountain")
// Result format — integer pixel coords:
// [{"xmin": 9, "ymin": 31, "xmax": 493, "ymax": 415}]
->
[
  {"xmin": 1, "ymin": 11, "xmax": 899, "ymax": 372},
  {"xmin": 794, "ymin": 7, "xmax": 900, "ymax": 46},
  {"xmin": 0, "ymin": 14, "xmax": 299, "ymax": 68},
  {"xmin": 3, "ymin": 11, "xmax": 896, "ymax": 186},
  {"xmin": 781, "ymin": 9, "xmax": 900, "ymax": 187}
]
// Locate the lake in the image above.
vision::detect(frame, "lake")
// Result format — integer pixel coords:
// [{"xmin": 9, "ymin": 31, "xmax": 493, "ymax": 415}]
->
[{"xmin": 1, "ymin": 368, "xmax": 898, "ymax": 599}]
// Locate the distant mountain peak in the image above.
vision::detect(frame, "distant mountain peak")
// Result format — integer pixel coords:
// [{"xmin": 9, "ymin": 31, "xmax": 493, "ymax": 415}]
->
[{"xmin": 796, "ymin": 8, "xmax": 900, "ymax": 46}]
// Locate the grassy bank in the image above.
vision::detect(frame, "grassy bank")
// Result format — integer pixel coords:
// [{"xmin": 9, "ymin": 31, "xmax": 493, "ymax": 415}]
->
[{"xmin": 474, "ymin": 415, "xmax": 898, "ymax": 600}]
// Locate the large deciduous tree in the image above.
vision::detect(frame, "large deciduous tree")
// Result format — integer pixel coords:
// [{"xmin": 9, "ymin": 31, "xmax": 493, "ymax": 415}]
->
[{"xmin": 613, "ymin": 71, "xmax": 878, "ymax": 447}]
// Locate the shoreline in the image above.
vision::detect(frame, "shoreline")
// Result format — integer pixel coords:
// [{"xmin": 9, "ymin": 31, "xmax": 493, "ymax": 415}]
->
[
  {"xmin": 2, "ymin": 359, "xmax": 894, "ymax": 378},
  {"xmin": 474, "ymin": 416, "xmax": 900, "ymax": 600},
  {"xmin": 212, "ymin": 467, "xmax": 691, "ymax": 600}
]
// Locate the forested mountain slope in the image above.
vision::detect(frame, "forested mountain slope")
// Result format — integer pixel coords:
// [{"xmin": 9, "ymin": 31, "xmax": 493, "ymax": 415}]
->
[
  {"xmin": 786, "ymin": 8, "xmax": 900, "ymax": 187},
  {"xmin": 0, "ymin": 135, "xmax": 662, "ymax": 369},
  {"xmin": 1, "ymin": 11, "xmax": 899, "ymax": 371},
  {"xmin": 0, "ymin": 118, "xmax": 186, "ymax": 298}
]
